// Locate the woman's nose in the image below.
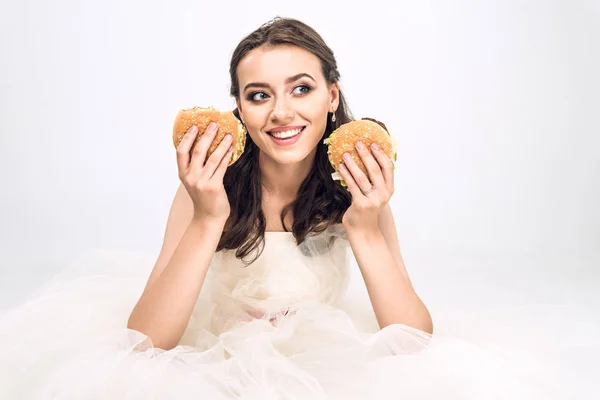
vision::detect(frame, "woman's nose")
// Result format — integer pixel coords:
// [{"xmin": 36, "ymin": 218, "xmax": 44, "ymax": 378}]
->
[{"xmin": 271, "ymin": 97, "xmax": 294, "ymax": 122}]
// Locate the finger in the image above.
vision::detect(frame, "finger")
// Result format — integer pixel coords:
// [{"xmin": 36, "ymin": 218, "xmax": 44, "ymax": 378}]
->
[
  {"xmin": 355, "ymin": 141, "xmax": 385, "ymax": 191},
  {"xmin": 370, "ymin": 143, "xmax": 395, "ymax": 193},
  {"xmin": 190, "ymin": 122, "xmax": 219, "ymax": 171},
  {"xmin": 341, "ymin": 152, "xmax": 373, "ymax": 194},
  {"xmin": 211, "ymin": 145, "xmax": 234, "ymax": 182},
  {"xmin": 176, "ymin": 125, "xmax": 198, "ymax": 173},
  {"xmin": 202, "ymin": 134, "xmax": 233, "ymax": 180},
  {"xmin": 338, "ymin": 162, "xmax": 363, "ymax": 199}
]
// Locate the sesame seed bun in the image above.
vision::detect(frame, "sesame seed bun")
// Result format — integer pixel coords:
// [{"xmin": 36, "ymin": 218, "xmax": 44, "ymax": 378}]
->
[
  {"xmin": 172, "ymin": 106, "xmax": 246, "ymax": 166},
  {"xmin": 323, "ymin": 118, "xmax": 398, "ymax": 188}
]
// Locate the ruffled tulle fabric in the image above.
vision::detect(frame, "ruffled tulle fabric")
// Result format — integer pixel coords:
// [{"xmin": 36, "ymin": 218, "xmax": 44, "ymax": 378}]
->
[{"xmin": 0, "ymin": 223, "xmax": 598, "ymax": 399}]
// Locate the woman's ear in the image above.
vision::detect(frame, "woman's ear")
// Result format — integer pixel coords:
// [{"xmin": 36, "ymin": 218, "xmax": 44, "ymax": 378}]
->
[
  {"xmin": 235, "ymin": 99, "xmax": 244, "ymax": 123},
  {"xmin": 330, "ymin": 82, "xmax": 340, "ymax": 110}
]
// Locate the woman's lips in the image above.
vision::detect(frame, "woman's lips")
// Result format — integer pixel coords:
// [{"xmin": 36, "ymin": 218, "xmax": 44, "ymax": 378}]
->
[{"xmin": 267, "ymin": 126, "xmax": 306, "ymax": 146}]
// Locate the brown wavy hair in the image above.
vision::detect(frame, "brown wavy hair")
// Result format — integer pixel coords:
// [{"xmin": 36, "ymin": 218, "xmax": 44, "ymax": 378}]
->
[{"xmin": 217, "ymin": 16, "xmax": 354, "ymax": 265}]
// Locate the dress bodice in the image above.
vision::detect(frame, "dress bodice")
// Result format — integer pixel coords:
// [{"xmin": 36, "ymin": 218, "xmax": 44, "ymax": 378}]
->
[{"xmin": 198, "ymin": 224, "xmax": 351, "ymax": 335}]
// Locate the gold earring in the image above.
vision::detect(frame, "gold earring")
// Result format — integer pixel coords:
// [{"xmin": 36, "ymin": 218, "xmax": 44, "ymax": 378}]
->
[{"xmin": 331, "ymin": 110, "xmax": 336, "ymax": 122}]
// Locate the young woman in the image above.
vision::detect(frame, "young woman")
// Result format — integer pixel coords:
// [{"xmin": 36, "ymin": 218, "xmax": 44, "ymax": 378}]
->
[
  {"xmin": 126, "ymin": 16, "xmax": 433, "ymax": 351},
  {"xmin": 0, "ymin": 16, "xmax": 596, "ymax": 399}
]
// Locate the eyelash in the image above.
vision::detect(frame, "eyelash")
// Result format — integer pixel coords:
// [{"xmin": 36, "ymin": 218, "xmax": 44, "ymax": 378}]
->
[{"xmin": 246, "ymin": 84, "xmax": 313, "ymax": 103}]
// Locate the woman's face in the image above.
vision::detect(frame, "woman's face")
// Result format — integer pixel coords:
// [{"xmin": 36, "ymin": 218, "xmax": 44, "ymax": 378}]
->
[{"xmin": 235, "ymin": 45, "xmax": 339, "ymax": 165}]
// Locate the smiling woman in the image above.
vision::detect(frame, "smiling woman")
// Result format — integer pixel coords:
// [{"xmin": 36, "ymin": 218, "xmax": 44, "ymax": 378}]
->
[
  {"xmin": 0, "ymin": 14, "xmax": 598, "ymax": 400},
  {"xmin": 220, "ymin": 28, "xmax": 355, "ymax": 253}
]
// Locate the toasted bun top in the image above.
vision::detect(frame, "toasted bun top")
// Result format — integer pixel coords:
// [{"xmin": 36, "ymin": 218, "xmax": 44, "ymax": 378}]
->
[
  {"xmin": 324, "ymin": 119, "xmax": 397, "ymax": 187},
  {"xmin": 172, "ymin": 106, "xmax": 246, "ymax": 166}
]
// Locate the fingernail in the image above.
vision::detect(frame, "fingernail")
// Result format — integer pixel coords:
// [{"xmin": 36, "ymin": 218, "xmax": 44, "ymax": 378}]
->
[
  {"xmin": 356, "ymin": 141, "xmax": 365, "ymax": 150},
  {"xmin": 190, "ymin": 125, "xmax": 198, "ymax": 134},
  {"xmin": 371, "ymin": 142, "xmax": 379, "ymax": 150},
  {"xmin": 343, "ymin": 153, "xmax": 351, "ymax": 162},
  {"xmin": 208, "ymin": 122, "xmax": 217, "ymax": 132},
  {"xmin": 224, "ymin": 134, "xmax": 232, "ymax": 142}
]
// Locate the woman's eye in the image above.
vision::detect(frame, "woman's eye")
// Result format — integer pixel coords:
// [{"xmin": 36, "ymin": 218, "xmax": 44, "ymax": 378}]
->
[
  {"xmin": 293, "ymin": 85, "xmax": 311, "ymax": 95},
  {"xmin": 249, "ymin": 92, "xmax": 268, "ymax": 102}
]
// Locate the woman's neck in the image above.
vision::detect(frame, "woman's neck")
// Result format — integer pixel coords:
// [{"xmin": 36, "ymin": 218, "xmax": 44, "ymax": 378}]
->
[{"xmin": 258, "ymin": 148, "xmax": 316, "ymax": 201}]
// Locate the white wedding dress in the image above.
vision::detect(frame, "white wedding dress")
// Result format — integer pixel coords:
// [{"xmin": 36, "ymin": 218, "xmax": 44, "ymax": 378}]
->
[{"xmin": 0, "ymin": 223, "xmax": 598, "ymax": 399}]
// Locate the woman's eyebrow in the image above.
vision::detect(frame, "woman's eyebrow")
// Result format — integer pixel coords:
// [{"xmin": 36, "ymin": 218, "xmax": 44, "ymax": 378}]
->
[{"xmin": 243, "ymin": 73, "xmax": 316, "ymax": 92}]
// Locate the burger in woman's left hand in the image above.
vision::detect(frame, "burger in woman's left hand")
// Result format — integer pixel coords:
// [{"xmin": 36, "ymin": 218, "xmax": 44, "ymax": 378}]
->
[{"xmin": 338, "ymin": 140, "xmax": 395, "ymax": 233}]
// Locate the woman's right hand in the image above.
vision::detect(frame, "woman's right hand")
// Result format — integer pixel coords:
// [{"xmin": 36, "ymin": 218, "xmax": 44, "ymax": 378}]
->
[{"xmin": 176, "ymin": 122, "xmax": 234, "ymax": 223}]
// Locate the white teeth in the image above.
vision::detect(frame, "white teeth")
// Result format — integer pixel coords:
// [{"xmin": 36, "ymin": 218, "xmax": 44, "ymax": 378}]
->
[{"xmin": 270, "ymin": 127, "xmax": 303, "ymax": 139}]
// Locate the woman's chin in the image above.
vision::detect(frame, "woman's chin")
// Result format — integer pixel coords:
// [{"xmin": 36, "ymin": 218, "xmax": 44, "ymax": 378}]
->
[{"xmin": 262, "ymin": 148, "xmax": 315, "ymax": 166}]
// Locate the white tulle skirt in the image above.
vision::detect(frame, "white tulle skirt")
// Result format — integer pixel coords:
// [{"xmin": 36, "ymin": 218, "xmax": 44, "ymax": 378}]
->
[{"xmin": 0, "ymin": 248, "xmax": 598, "ymax": 399}]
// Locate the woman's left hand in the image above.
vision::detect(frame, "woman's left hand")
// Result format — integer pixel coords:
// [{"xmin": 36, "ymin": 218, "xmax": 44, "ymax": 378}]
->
[{"xmin": 338, "ymin": 141, "xmax": 395, "ymax": 233}]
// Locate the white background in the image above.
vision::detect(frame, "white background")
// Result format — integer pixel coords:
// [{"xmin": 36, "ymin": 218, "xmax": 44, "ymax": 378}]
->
[{"xmin": 1, "ymin": 0, "xmax": 599, "ymax": 315}]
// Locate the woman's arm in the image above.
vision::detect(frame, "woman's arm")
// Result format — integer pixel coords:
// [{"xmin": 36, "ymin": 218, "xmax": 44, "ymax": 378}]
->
[
  {"xmin": 346, "ymin": 225, "xmax": 433, "ymax": 334},
  {"xmin": 127, "ymin": 183, "xmax": 226, "ymax": 351},
  {"xmin": 127, "ymin": 218, "xmax": 225, "ymax": 350}
]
